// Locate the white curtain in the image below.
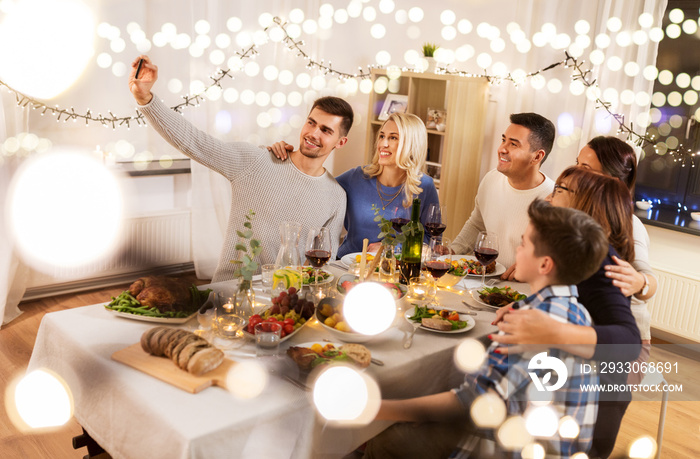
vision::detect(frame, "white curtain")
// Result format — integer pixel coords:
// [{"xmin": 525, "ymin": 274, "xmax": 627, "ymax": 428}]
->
[
  {"xmin": 0, "ymin": 90, "xmax": 30, "ymax": 327},
  {"xmin": 0, "ymin": 0, "xmax": 668, "ymax": 310}
]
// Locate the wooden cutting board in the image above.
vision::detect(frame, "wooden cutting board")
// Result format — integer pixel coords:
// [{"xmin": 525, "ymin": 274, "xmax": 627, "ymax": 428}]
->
[{"xmin": 111, "ymin": 343, "xmax": 235, "ymax": 393}]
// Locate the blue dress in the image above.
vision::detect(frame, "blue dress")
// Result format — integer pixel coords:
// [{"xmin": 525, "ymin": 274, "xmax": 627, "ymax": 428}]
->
[{"xmin": 335, "ymin": 166, "xmax": 440, "ymax": 258}]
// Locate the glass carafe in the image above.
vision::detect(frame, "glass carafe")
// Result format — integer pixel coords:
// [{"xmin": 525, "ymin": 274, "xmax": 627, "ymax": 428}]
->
[{"xmin": 273, "ymin": 222, "xmax": 303, "ymax": 296}]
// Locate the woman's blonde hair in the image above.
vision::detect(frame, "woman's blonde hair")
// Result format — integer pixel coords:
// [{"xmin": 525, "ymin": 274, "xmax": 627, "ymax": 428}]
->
[{"xmin": 363, "ymin": 112, "xmax": 428, "ymax": 207}]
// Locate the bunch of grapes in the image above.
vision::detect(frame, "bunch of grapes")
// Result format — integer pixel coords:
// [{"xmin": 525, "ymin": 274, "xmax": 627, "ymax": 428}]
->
[{"xmin": 270, "ymin": 287, "xmax": 314, "ymax": 319}]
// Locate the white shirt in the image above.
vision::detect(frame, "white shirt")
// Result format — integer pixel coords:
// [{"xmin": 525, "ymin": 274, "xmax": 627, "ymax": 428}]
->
[{"xmin": 451, "ymin": 169, "xmax": 554, "ymax": 269}]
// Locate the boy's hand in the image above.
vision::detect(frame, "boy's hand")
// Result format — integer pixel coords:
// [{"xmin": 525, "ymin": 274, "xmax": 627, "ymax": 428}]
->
[
  {"xmin": 605, "ymin": 255, "xmax": 644, "ymax": 297},
  {"xmin": 129, "ymin": 55, "xmax": 157, "ymax": 105},
  {"xmin": 267, "ymin": 141, "xmax": 293, "ymax": 160},
  {"xmin": 490, "ymin": 304, "xmax": 512, "ymax": 325},
  {"xmin": 491, "ymin": 308, "xmax": 556, "ymax": 355}
]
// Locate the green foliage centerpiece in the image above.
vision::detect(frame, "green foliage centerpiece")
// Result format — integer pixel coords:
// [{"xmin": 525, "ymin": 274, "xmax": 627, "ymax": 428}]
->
[
  {"xmin": 228, "ymin": 210, "xmax": 261, "ymax": 318},
  {"xmin": 372, "ymin": 204, "xmax": 424, "ymax": 281}
]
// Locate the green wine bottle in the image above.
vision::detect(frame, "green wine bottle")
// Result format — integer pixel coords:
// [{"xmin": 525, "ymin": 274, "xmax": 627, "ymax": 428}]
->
[{"xmin": 399, "ymin": 198, "xmax": 424, "ymax": 284}]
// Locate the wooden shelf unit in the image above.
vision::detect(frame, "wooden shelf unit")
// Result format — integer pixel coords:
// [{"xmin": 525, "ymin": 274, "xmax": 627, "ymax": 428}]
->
[{"xmin": 364, "ymin": 69, "xmax": 490, "ymax": 241}]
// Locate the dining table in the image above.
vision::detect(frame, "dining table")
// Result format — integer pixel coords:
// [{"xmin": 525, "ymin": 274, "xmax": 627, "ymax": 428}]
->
[{"xmin": 27, "ymin": 260, "xmax": 529, "ymax": 459}]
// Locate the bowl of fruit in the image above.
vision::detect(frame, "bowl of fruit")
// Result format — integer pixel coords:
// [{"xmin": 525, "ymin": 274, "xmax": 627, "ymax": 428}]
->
[
  {"xmin": 315, "ymin": 297, "xmax": 379, "ymax": 343},
  {"xmin": 242, "ymin": 287, "xmax": 315, "ymax": 342}
]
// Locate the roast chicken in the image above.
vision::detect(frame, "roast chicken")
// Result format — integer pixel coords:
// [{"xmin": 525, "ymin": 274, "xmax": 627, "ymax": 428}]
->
[{"xmin": 128, "ymin": 276, "xmax": 194, "ymax": 313}]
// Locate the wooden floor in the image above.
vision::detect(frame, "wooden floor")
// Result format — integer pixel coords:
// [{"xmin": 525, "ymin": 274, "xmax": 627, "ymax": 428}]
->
[{"xmin": 1, "ymin": 272, "xmax": 699, "ymax": 459}]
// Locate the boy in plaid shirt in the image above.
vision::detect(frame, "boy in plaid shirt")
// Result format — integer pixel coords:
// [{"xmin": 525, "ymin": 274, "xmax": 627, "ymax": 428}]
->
[{"xmin": 365, "ymin": 200, "xmax": 608, "ymax": 459}]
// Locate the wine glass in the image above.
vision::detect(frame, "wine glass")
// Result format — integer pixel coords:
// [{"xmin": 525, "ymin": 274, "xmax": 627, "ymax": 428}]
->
[
  {"xmin": 425, "ymin": 237, "xmax": 451, "ymax": 281},
  {"xmin": 424, "ymin": 238, "xmax": 451, "ymax": 307},
  {"xmin": 425, "ymin": 203, "xmax": 446, "ymax": 245},
  {"xmin": 305, "ymin": 227, "xmax": 331, "ymax": 299},
  {"xmin": 474, "ymin": 231, "xmax": 499, "ymax": 287},
  {"xmin": 390, "ymin": 205, "xmax": 410, "ymax": 256}
]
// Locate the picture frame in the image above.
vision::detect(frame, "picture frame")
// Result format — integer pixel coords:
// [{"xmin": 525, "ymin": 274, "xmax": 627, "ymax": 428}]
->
[
  {"xmin": 426, "ymin": 107, "xmax": 447, "ymax": 132},
  {"xmin": 378, "ymin": 94, "xmax": 409, "ymax": 121}
]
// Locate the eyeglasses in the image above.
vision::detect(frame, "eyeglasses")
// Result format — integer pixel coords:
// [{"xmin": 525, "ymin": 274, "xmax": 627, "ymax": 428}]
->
[{"xmin": 551, "ymin": 184, "xmax": 574, "ymax": 196}]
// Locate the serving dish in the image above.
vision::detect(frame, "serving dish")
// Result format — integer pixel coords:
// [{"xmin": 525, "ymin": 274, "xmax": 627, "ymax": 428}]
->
[
  {"xmin": 315, "ymin": 297, "xmax": 377, "ymax": 343},
  {"xmin": 106, "ymin": 309, "xmax": 197, "ymax": 324},
  {"xmin": 403, "ymin": 309, "xmax": 475, "ymax": 334},
  {"xmin": 240, "ymin": 308, "xmax": 311, "ymax": 343}
]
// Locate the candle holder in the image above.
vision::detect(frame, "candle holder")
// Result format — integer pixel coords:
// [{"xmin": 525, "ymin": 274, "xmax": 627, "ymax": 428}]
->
[
  {"xmin": 215, "ymin": 291, "xmax": 245, "ymax": 340},
  {"xmin": 407, "ymin": 275, "xmax": 436, "ymax": 302}
]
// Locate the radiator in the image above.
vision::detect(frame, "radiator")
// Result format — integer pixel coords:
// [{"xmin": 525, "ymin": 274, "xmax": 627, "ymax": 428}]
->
[
  {"xmin": 24, "ymin": 210, "xmax": 193, "ymax": 292},
  {"xmin": 648, "ymin": 267, "xmax": 700, "ymax": 342}
]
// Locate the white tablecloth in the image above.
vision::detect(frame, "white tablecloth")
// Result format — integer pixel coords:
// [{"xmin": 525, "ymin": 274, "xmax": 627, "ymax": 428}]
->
[{"xmin": 27, "ymin": 269, "xmax": 529, "ymax": 459}]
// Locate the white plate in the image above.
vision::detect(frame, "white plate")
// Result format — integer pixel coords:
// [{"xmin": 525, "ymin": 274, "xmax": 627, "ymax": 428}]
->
[
  {"xmin": 403, "ymin": 309, "xmax": 476, "ymax": 334},
  {"xmin": 301, "ymin": 268, "xmax": 334, "ymax": 285},
  {"xmin": 335, "ymin": 274, "xmax": 407, "ymax": 299},
  {"xmin": 443, "ymin": 255, "xmax": 506, "ymax": 278},
  {"xmin": 293, "ymin": 341, "xmax": 341, "ymax": 349},
  {"xmin": 340, "ymin": 251, "xmax": 377, "ymax": 267},
  {"xmin": 240, "ymin": 310, "xmax": 311, "ymax": 343},
  {"xmin": 105, "ymin": 307, "xmax": 197, "ymax": 324},
  {"xmin": 288, "ymin": 342, "xmax": 368, "ymax": 371},
  {"xmin": 468, "ymin": 288, "xmax": 526, "ymax": 310}
]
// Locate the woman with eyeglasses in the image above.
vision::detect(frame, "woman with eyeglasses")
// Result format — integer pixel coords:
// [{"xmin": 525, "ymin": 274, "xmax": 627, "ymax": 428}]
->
[{"xmin": 494, "ymin": 166, "xmax": 641, "ymax": 457}]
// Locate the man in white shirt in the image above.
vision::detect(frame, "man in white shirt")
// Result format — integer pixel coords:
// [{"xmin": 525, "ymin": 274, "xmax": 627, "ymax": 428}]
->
[{"xmin": 450, "ymin": 113, "xmax": 556, "ymax": 278}]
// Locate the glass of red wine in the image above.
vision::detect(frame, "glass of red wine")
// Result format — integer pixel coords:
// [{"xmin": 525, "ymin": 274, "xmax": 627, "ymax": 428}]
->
[
  {"xmin": 425, "ymin": 237, "xmax": 451, "ymax": 280},
  {"xmin": 425, "ymin": 203, "xmax": 447, "ymax": 244},
  {"xmin": 305, "ymin": 227, "xmax": 331, "ymax": 298},
  {"xmin": 474, "ymin": 231, "xmax": 499, "ymax": 287},
  {"xmin": 390, "ymin": 205, "xmax": 410, "ymax": 256}
]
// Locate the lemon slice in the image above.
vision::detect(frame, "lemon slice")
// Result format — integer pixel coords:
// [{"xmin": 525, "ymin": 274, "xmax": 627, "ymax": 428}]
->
[{"xmin": 272, "ymin": 268, "xmax": 302, "ymax": 289}]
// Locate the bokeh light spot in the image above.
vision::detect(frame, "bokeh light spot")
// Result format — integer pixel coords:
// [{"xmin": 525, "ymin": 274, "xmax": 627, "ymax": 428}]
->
[{"xmin": 8, "ymin": 151, "xmax": 123, "ymax": 272}]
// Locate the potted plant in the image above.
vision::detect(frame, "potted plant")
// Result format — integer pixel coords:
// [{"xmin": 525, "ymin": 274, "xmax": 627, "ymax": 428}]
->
[{"xmin": 422, "ymin": 42, "xmax": 440, "ymax": 72}]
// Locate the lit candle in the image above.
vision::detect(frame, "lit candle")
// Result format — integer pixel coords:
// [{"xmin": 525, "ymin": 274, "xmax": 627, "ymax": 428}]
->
[{"xmin": 223, "ymin": 302, "xmax": 234, "ymax": 312}]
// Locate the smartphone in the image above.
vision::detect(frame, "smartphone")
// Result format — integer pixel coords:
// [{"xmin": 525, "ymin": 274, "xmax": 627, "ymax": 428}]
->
[{"xmin": 135, "ymin": 58, "xmax": 144, "ymax": 79}]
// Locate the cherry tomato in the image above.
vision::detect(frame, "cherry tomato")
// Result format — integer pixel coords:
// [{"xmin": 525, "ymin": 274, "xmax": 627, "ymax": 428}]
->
[
  {"xmin": 283, "ymin": 318, "xmax": 295, "ymax": 326},
  {"xmin": 249, "ymin": 316, "xmax": 263, "ymax": 329},
  {"xmin": 448, "ymin": 312, "xmax": 460, "ymax": 322},
  {"xmin": 283, "ymin": 324, "xmax": 294, "ymax": 335},
  {"xmin": 280, "ymin": 329, "xmax": 287, "ymax": 338}
]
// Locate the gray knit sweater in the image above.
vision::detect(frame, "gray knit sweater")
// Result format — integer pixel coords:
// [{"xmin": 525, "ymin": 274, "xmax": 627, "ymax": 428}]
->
[{"xmin": 139, "ymin": 96, "xmax": 346, "ymax": 282}]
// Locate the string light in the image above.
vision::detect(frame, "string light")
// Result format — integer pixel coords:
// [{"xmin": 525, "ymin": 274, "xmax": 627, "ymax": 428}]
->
[
  {"xmin": 0, "ymin": 12, "xmax": 696, "ymax": 170},
  {"xmin": 564, "ymin": 52, "xmax": 697, "ymax": 167}
]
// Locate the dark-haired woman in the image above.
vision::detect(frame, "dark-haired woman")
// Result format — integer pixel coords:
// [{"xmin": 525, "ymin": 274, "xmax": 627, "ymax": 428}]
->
[{"xmin": 577, "ymin": 136, "xmax": 657, "ymax": 386}]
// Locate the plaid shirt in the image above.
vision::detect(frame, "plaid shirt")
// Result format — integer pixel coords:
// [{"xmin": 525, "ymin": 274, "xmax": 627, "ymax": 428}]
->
[{"xmin": 452, "ymin": 285, "xmax": 599, "ymax": 459}]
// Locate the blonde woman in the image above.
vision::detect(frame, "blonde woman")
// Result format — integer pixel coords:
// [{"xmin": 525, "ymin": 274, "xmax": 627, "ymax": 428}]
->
[{"xmin": 268, "ymin": 112, "xmax": 439, "ymax": 258}]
